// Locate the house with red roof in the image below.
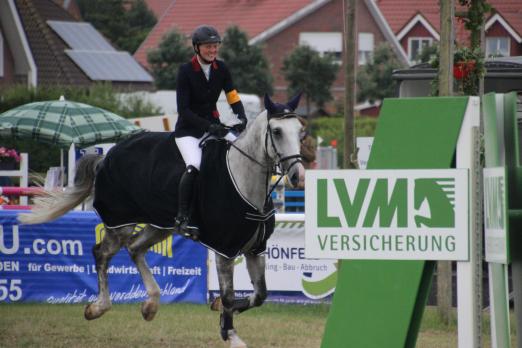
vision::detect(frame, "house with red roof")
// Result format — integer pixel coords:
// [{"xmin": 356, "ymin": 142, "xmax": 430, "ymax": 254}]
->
[
  {"xmin": 136, "ymin": 0, "xmax": 409, "ymax": 110},
  {"xmin": 379, "ymin": 0, "xmax": 522, "ymax": 62},
  {"xmin": 136, "ymin": 0, "xmax": 522, "ymax": 111}
]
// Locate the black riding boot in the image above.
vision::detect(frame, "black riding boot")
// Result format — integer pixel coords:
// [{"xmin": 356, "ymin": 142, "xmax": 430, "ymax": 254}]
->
[{"xmin": 176, "ymin": 165, "xmax": 200, "ymax": 241}]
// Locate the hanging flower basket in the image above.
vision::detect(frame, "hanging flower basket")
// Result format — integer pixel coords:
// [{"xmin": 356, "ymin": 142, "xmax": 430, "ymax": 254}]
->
[{"xmin": 453, "ymin": 60, "xmax": 476, "ymax": 80}]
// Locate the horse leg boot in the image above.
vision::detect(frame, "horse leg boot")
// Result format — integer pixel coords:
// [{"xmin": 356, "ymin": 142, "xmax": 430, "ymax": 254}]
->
[{"xmin": 175, "ymin": 165, "xmax": 200, "ymax": 241}]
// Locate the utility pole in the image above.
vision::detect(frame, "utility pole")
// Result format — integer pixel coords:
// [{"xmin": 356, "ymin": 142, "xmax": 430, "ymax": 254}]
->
[
  {"xmin": 343, "ymin": 0, "xmax": 357, "ymax": 169},
  {"xmin": 437, "ymin": 0, "xmax": 455, "ymax": 325}
]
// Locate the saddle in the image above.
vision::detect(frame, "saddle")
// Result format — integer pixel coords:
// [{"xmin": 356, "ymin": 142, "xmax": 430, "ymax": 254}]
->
[{"xmin": 93, "ymin": 132, "xmax": 274, "ymax": 258}]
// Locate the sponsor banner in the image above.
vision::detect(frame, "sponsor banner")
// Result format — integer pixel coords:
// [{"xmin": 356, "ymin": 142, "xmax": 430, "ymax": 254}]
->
[
  {"xmin": 0, "ymin": 211, "xmax": 207, "ymax": 304},
  {"xmin": 208, "ymin": 215, "xmax": 336, "ymax": 303},
  {"xmin": 305, "ymin": 169, "xmax": 469, "ymax": 260},
  {"xmin": 483, "ymin": 167, "xmax": 509, "ymax": 264}
]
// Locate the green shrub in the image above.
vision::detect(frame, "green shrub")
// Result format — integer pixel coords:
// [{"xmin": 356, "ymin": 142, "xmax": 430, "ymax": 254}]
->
[{"xmin": 0, "ymin": 84, "xmax": 161, "ymax": 117}]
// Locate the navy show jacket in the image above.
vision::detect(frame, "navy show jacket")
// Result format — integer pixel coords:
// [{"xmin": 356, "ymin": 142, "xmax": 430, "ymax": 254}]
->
[{"xmin": 174, "ymin": 55, "xmax": 245, "ymax": 138}]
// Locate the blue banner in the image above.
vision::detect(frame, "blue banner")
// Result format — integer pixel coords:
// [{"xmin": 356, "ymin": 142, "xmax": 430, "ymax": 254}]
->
[{"xmin": 0, "ymin": 211, "xmax": 207, "ymax": 304}]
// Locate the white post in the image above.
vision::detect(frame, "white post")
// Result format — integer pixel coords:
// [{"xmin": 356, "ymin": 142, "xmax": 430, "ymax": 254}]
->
[
  {"xmin": 456, "ymin": 97, "xmax": 482, "ymax": 347},
  {"xmin": 19, "ymin": 153, "xmax": 28, "ymax": 205},
  {"xmin": 68, "ymin": 143, "xmax": 76, "ymax": 187},
  {"xmin": 0, "ymin": 152, "xmax": 29, "ymax": 205}
]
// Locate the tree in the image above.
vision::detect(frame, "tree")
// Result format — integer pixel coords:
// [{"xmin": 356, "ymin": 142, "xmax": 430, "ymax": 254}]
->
[
  {"xmin": 356, "ymin": 43, "xmax": 403, "ymax": 104},
  {"xmin": 219, "ymin": 26, "xmax": 273, "ymax": 96},
  {"xmin": 77, "ymin": 0, "xmax": 156, "ymax": 53},
  {"xmin": 117, "ymin": 0, "xmax": 157, "ymax": 53},
  {"xmin": 282, "ymin": 45, "xmax": 339, "ymax": 114},
  {"xmin": 147, "ymin": 29, "xmax": 193, "ymax": 89}
]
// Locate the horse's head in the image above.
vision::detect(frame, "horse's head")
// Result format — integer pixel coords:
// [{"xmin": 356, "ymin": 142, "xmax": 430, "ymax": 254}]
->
[{"xmin": 264, "ymin": 94, "xmax": 306, "ymax": 188}]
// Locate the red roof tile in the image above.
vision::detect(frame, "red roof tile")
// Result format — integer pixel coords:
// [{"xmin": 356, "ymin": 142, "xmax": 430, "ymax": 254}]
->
[
  {"xmin": 143, "ymin": 0, "xmax": 173, "ymax": 19},
  {"xmin": 135, "ymin": 0, "xmax": 315, "ymax": 68}
]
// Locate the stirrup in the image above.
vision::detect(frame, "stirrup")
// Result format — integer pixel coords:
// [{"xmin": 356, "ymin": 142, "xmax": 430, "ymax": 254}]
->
[{"xmin": 176, "ymin": 216, "xmax": 200, "ymax": 241}]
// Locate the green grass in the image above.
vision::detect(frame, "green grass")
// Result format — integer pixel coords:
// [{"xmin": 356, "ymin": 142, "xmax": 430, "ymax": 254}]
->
[{"xmin": 0, "ymin": 303, "xmax": 517, "ymax": 347}]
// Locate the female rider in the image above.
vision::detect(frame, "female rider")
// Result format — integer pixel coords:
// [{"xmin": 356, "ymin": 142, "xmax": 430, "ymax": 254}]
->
[{"xmin": 174, "ymin": 25, "xmax": 247, "ymax": 241}]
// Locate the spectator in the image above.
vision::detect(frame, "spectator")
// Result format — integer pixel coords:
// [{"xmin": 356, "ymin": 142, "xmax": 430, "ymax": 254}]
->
[{"xmin": 298, "ymin": 116, "xmax": 317, "ymax": 170}]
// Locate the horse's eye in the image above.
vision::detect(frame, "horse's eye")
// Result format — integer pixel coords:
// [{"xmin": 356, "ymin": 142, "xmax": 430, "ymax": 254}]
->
[{"xmin": 272, "ymin": 128, "xmax": 282, "ymax": 137}]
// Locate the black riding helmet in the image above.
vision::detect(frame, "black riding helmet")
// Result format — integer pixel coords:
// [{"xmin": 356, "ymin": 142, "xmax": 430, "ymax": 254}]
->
[{"xmin": 192, "ymin": 25, "xmax": 221, "ymax": 53}]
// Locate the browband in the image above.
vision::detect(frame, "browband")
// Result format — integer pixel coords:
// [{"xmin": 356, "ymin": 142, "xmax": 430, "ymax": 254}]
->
[{"xmin": 268, "ymin": 112, "xmax": 299, "ymax": 120}]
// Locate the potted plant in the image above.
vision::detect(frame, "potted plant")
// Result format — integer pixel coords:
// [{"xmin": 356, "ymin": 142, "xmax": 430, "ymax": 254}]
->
[
  {"xmin": 0, "ymin": 147, "xmax": 21, "ymax": 170},
  {"xmin": 452, "ymin": 46, "xmax": 485, "ymax": 95},
  {"xmin": 429, "ymin": 46, "xmax": 485, "ymax": 96}
]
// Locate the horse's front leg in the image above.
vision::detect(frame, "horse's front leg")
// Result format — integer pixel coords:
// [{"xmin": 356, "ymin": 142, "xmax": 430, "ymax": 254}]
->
[
  {"xmin": 243, "ymin": 252, "xmax": 267, "ymax": 310},
  {"xmin": 85, "ymin": 226, "xmax": 131, "ymax": 320},
  {"xmin": 213, "ymin": 254, "xmax": 247, "ymax": 348},
  {"xmin": 126, "ymin": 225, "xmax": 173, "ymax": 321}
]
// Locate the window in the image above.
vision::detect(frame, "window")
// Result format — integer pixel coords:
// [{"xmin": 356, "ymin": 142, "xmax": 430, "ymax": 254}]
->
[
  {"xmin": 358, "ymin": 33, "xmax": 374, "ymax": 65},
  {"xmin": 0, "ymin": 29, "xmax": 3, "ymax": 77},
  {"xmin": 299, "ymin": 32, "xmax": 342, "ymax": 63},
  {"xmin": 408, "ymin": 37, "xmax": 433, "ymax": 63},
  {"xmin": 486, "ymin": 37, "xmax": 510, "ymax": 57}
]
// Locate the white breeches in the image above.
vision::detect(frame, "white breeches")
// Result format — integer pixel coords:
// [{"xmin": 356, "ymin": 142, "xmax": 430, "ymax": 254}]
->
[{"xmin": 175, "ymin": 132, "xmax": 237, "ymax": 170}]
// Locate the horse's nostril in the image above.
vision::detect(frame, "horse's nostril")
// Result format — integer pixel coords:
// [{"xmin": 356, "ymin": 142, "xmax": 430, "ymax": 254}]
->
[{"xmin": 290, "ymin": 173, "xmax": 298, "ymax": 186}]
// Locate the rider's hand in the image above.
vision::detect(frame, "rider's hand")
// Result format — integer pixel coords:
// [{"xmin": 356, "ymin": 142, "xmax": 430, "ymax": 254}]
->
[
  {"xmin": 208, "ymin": 123, "xmax": 228, "ymax": 137},
  {"xmin": 232, "ymin": 118, "xmax": 247, "ymax": 133}
]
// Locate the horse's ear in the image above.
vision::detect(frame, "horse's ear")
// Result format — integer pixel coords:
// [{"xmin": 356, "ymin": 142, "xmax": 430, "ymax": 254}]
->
[
  {"xmin": 287, "ymin": 92, "xmax": 302, "ymax": 111},
  {"xmin": 264, "ymin": 94, "xmax": 277, "ymax": 116}
]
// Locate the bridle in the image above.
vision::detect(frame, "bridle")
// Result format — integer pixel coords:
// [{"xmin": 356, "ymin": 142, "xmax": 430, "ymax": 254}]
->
[{"xmin": 229, "ymin": 112, "xmax": 303, "ymax": 204}]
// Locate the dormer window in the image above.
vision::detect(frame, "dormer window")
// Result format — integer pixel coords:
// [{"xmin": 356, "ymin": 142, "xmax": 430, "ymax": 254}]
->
[
  {"xmin": 486, "ymin": 37, "xmax": 510, "ymax": 57},
  {"xmin": 408, "ymin": 37, "xmax": 433, "ymax": 63}
]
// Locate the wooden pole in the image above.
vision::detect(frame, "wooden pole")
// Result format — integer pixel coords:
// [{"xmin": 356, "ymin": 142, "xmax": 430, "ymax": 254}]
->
[
  {"xmin": 437, "ymin": 0, "xmax": 455, "ymax": 325},
  {"xmin": 343, "ymin": 0, "xmax": 357, "ymax": 169}
]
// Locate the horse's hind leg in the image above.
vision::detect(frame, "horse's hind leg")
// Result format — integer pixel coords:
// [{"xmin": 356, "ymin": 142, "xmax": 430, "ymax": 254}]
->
[
  {"xmin": 85, "ymin": 225, "xmax": 132, "ymax": 320},
  {"xmin": 126, "ymin": 225, "xmax": 173, "ymax": 321}
]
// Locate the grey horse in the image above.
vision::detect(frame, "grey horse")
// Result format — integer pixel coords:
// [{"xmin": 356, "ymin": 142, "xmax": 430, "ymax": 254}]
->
[{"xmin": 19, "ymin": 94, "xmax": 305, "ymax": 348}]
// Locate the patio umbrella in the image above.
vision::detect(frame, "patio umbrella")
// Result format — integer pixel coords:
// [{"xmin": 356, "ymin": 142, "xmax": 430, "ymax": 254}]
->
[{"xmin": 0, "ymin": 97, "xmax": 143, "ymax": 148}]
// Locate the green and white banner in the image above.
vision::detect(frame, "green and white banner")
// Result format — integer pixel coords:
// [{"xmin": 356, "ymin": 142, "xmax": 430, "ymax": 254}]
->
[
  {"xmin": 305, "ymin": 169, "xmax": 469, "ymax": 260},
  {"xmin": 483, "ymin": 167, "xmax": 509, "ymax": 264}
]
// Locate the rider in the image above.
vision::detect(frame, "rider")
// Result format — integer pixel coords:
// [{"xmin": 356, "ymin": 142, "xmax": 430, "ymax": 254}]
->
[{"xmin": 174, "ymin": 24, "xmax": 248, "ymax": 241}]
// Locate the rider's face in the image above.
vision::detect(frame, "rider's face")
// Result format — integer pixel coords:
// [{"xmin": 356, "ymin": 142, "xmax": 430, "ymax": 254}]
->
[{"xmin": 198, "ymin": 43, "xmax": 219, "ymax": 61}]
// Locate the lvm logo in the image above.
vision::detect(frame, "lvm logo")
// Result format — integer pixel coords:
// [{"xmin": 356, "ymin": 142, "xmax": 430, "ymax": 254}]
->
[
  {"xmin": 95, "ymin": 223, "xmax": 173, "ymax": 258},
  {"xmin": 305, "ymin": 169, "xmax": 469, "ymax": 261}
]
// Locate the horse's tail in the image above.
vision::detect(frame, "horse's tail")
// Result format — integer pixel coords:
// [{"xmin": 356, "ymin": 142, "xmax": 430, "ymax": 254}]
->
[{"xmin": 18, "ymin": 154, "xmax": 104, "ymax": 225}]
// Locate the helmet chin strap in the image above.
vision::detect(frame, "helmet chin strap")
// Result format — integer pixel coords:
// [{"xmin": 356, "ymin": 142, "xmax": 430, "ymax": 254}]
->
[{"xmin": 194, "ymin": 46, "xmax": 214, "ymax": 65}]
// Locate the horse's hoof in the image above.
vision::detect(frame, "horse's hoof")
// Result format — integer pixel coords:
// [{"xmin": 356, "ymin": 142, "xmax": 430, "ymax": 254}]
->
[
  {"xmin": 227, "ymin": 330, "xmax": 247, "ymax": 348},
  {"xmin": 210, "ymin": 297, "xmax": 222, "ymax": 311},
  {"xmin": 141, "ymin": 300, "xmax": 158, "ymax": 321},
  {"xmin": 84, "ymin": 303, "xmax": 109, "ymax": 320}
]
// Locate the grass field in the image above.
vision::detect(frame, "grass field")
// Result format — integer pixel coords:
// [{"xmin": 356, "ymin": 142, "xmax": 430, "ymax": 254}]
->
[{"xmin": 0, "ymin": 303, "xmax": 517, "ymax": 347}]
